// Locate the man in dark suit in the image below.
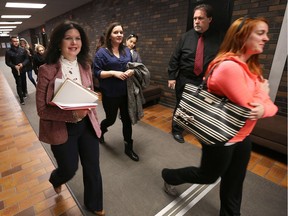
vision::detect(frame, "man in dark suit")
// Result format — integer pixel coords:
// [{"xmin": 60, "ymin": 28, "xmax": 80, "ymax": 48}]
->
[
  {"xmin": 168, "ymin": 3, "xmax": 230, "ymax": 143},
  {"xmin": 5, "ymin": 36, "xmax": 29, "ymax": 105}
]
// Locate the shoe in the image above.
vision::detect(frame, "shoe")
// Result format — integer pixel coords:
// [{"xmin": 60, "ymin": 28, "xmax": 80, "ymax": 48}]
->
[
  {"xmin": 23, "ymin": 95, "xmax": 27, "ymax": 99},
  {"xmin": 94, "ymin": 210, "xmax": 105, "ymax": 216},
  {"xmin": 172, "ymin": 133, "xmax": 184, "ymax": 143},
  {"xmin": 163, "ymin": 181, "xmax": 178, "ymax": 196},
  {"xmin": 99, "ymin": 134, "xmax": 105, "ymax": 144},
  {"xmin": 125, "ymin": 148, "xmax": 139, "ymax": 161},
  {"xmin": 124, "ymin": 141, "xmax": 139, "ymax": 161},
  {"xmin": 20, "ymin": 99, "xmax": 25, "ymax": 105},
  {"xmin": 54, "ymin": 185, "xmax": 62, "ymax": 194}
]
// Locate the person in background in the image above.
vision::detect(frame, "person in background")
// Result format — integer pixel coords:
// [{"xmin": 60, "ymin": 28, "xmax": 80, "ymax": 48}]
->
[
  {"xmin": 168, "ymin": 4, "xmax": 228, "ymax": 143},
  {"xmin": 36, "ymin": 21, "xmax": 104, "ymax": 216},
  {"xmin": 93, "ymin": 22, "xmax": 139, "ymax": 161},
  {"xmin": 33, "ymin": 44, "xmax": 46, "ymax": 78},
  {"xmin": 20, "ymin": 38, "xmax": 37, "ymax": 87},
  {"xmin": 5, "ymin": 36, "xmax": 29, "ymax": 105},
  {"xmin": 95, "ymin": 33, "xmax": 105, "ymax": 53},
  {"xmin": 162, "ymin": 16, "xmax": 278, "ymax": 216},
  {"xmin": 125, "ymin": 33, "xmax": 142, "ymax": 62}
]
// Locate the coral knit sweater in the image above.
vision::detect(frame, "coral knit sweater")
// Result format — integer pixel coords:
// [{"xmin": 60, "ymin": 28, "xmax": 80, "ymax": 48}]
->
[{"xmin": 207, "ymin": 57, "xmax": 278, "ymax": 143}]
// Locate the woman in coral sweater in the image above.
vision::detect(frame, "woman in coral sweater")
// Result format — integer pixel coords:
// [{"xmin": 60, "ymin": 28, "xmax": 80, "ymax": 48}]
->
[{"xmin": 161, "ymin": 16, "xmax": 278, "ymax": 216}]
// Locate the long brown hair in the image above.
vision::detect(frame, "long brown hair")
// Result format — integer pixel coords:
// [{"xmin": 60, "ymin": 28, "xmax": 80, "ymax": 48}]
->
[
  {"xmin": 207, "ymin": 17, "xmax": 268, "ymax": 77},
  {"xmin": 104, "ymin": 22, "xmax": 126, "ymax": 55}
]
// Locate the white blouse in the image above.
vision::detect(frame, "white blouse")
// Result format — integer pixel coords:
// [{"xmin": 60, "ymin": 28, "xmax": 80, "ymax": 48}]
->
[{"xmin": 60, "ymin": 55, "xmax": 82, "ymax": 84}]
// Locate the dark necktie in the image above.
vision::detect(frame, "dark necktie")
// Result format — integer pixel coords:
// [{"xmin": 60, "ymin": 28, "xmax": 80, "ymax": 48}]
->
[{"xmin": 194, "ymin": 34, "xmax": 204, "ymax": 76}]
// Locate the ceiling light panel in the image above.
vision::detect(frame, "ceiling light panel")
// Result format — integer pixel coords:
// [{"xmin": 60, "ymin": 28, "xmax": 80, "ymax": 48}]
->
[
  {"xmin": 5, "ymin": 2, "xmax": 46, "ymax": 9},
  {"xmin": 0, "ymin": 22, "xmax": 22, "ymax": 24},
  {"xmin": 0, "ymin": 29, "xmax": 13, "ymax": 31},
  {"xmin": 0, "ymin": 26, "xmax": 17, "ymax": 28},
  {"xmin": 1, "ymin": 15, "xmax": 31, "ymax": 18}
]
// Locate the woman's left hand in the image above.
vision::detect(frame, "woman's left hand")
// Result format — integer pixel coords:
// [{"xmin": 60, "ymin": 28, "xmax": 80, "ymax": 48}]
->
[
  {"xmin": 249, "ymin": 102, "xmax": 264, "ymax": 120},
  {"xmin": 124, "ymin": 69, "xmax": 134, "ymax": 77}
]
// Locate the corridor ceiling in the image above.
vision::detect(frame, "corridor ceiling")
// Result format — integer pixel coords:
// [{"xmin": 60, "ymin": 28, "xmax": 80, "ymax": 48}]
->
[{"xmin": 0, "ymin": 0, "xmax": 92, "ymax": 35}]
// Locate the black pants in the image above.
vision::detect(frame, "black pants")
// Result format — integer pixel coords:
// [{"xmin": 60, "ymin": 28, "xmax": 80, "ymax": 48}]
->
[
  {"xmin": 12, "ymin": 70, "xmax": 27, "ymax": 101},
  {"xmin": 101, "ymin": 94, "xmax": 132, "ymax": 143},
  {"xmin": 162, "ymin": 137, "xmax": 252, "ymax": 216},
  {"xmin": 172, "ymin": 74, "xmax": 202, "ymax": 134},
  {"xmin": 49, "ymin": 117, "xmax": 103, "ymax": 211}
]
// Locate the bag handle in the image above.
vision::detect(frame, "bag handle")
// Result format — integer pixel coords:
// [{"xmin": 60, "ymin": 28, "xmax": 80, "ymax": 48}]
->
[
  {"xmin": 198, "ymin": 63, "xmax": 220, "ymax": 92},
  {"xmin": 199, "ymin": 60, "xmax": 234, "ymax": 91}
]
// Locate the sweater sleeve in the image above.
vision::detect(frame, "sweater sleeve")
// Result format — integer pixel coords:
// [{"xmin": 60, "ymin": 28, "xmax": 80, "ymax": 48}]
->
[
  {"xmin": 251, "ymin": 84, "xmax": 278, "ymax": 118},
  {"xmin": 208, "ymin": 61, "xmax": 254, "ymax": 108},
  {"xmin": 208, "ymin": 61, "xmax": 278, "ymax": 117}
]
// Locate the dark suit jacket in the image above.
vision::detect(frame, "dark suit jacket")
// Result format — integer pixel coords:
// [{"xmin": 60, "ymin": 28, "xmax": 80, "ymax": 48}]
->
[{"xmin": 36, "ymin": 61, "xmax": 101, "ymax": 144}]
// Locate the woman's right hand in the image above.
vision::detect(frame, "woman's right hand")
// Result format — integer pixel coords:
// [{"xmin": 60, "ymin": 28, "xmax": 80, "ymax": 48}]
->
[
  {"xmin": 73, "ymin": 109, "xmax": 89, "ymax": 122},
  {"xmin": 112, "ymin": 71, "xmax": 129, "ymax": 80},
  {"xmin": 248, "ymin": 102, "xmax": 264, "ymax": 120},
  {"xmin": 259, "ymin": 79, "xmax": 270, "ymax": 94}
]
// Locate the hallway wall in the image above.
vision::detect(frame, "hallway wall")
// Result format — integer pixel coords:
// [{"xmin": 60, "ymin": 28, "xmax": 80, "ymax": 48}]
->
[{"xmin": 1, "ymin": 0, "xmax": 286, "ymax": 116}]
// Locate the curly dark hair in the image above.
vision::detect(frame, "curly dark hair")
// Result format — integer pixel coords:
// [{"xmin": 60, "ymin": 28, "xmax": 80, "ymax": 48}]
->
[{"xmin": 45, "ymin": 20, "xmax": 91, "ymax": 68}]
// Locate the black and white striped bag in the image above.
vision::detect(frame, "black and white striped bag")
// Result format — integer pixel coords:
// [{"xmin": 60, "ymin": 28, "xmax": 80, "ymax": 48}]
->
[{"xmin": 173, "ymin": 79, "xmax": 251, "ymax": 145}]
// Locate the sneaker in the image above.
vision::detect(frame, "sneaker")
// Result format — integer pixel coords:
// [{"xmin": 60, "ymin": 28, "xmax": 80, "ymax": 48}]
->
[
  {"xmin": 23, "ymin": 94, "xmax": 27, "ymax": 99},
  {"xmin": 20, "ymin": 100, "xmax": 25, "ymax": 105},
  {"xmin": 163, "ymin": 181, "xmax": 178, "ymax": 196}
]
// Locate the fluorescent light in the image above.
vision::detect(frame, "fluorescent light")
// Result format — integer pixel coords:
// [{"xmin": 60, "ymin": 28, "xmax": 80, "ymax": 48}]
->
[
  {"xmin": 0, "ymin": 29, "xmax": 13, "ymax": 31},
  {"xmin": 0, "ymin": 26, "xmax": 17, "ymax": 28},
  {"xmin": 6, "ymin": 2, "xmax": 46, "ymax": 9},
  {"xmin": 1, "ymin": 15, "xmax": 31, "ymax": 19},
  {"xmin": 0, "ymin": 22, "xmax": 22, "ymax": 25},
  {"xmin": 0, "ymin": 34, "xmax": 10, "ymax": 37}
]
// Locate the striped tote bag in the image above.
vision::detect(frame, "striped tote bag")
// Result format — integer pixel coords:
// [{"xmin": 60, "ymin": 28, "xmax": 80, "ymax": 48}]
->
[{"xmin": 173, "ymin": 83, "xmax": 251, "ymax": 145}]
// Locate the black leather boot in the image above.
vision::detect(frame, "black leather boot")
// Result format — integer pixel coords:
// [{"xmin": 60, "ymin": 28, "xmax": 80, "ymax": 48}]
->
[
  {"xmin": 99, "ymin": 127, "xmax": 107, "ymax": 144},
  {"xmin": 124, "ymin": 140, "xmax": 139, "ymax": 161}
]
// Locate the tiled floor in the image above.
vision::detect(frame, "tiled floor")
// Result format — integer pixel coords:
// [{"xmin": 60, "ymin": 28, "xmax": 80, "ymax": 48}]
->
[
  {"xmin": 0, "ymin": 68, "xmax": 286, "ymax": 215},
  {"xmin": 0, "ymin": 71, "xmax": 83, "ymax": 216}
]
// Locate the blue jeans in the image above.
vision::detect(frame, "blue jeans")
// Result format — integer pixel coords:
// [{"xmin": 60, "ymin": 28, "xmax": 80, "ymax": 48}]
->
[{"xmin": 26, "ymin": 70, "xmax": 36, "ymax": 87}]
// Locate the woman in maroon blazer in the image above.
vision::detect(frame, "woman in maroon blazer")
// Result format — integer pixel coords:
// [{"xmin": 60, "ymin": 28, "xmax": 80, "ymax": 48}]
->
[{"xmin": 36, "ymin": 21, "xmax": 104, "ymax": 216}]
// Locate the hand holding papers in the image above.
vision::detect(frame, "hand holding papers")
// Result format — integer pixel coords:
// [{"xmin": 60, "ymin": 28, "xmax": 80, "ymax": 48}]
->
[{"xmin": 50, "ymin": 78, "xmax": 98, "ymax": 110}]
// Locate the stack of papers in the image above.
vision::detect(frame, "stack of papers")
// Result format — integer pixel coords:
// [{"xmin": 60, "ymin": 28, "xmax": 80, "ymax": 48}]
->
[{"xmin": 50, "ymin": 78, "xmax": 98, "ymax": 110}]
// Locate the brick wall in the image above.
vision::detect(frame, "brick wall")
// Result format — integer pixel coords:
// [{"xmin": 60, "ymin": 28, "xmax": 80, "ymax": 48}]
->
[{"xmin": 13, "ymin": 0, "xmax": 287, "ymax": 116}]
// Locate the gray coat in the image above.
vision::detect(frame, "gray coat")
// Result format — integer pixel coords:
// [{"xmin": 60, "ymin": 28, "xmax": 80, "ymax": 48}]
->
[{"xmin": 126, "ymin": 62, "xmax": 150, "ymax": 124}]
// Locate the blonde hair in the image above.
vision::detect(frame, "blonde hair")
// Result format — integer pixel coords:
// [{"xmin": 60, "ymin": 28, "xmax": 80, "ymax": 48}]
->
[{"xmin": 35, "ymin": 44, "xmax": 45, "ymax": 52}]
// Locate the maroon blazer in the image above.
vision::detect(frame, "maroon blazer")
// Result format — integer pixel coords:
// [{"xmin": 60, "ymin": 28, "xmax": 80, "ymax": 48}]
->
[{"xmin": 36, "ymin": 61, "xmax": 101, "ymax": 144}]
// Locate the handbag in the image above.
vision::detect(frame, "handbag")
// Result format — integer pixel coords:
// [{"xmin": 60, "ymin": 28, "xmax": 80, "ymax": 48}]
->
[{"xmin": 173, "ymin": 65, "xmax": 251, "ymax": 145}]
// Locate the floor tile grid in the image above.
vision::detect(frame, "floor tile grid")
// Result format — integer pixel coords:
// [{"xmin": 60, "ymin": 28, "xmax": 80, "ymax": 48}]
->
[{"xmin": 0, "ymin": 71, "xmax": 82, "ymax": 216}]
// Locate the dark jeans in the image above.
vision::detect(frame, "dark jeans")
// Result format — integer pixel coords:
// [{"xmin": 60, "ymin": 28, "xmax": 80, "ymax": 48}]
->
[
  {"xmin": 49, "ymin": 117, "xmax": 103, "ymax": 211},
  {"xmin": 26, "ymin": 70, "xmax": 37, "ymax": 87},
  {"xmin": 172, "ymin": 74, "xmax": 202, "ymax": 134},
  {"xmin": 101, "ymin": 94, "xmax": 132, "ymax": 143},
  {"xmin": 162, "ymin": 137, "xmax": 252, "ymax": 216},
  {"xmin": 12, "ymin": 70, "xmax": 27, "ymax": 101}
]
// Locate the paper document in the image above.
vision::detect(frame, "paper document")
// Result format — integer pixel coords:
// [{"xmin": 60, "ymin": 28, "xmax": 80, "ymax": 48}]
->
[{"xmin": 51, "ymin": 78, "xmax": 98, "ymax": 110}]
